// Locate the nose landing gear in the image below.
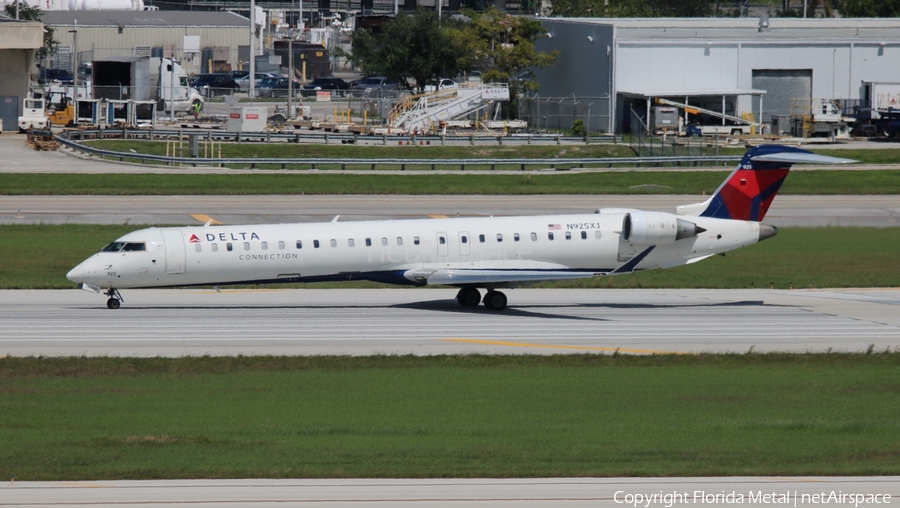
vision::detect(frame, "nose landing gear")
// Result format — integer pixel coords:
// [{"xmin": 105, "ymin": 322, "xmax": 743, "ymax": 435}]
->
[{"xmin": 105, "ymin": 288, "xmax": 124, "ymax": 309}]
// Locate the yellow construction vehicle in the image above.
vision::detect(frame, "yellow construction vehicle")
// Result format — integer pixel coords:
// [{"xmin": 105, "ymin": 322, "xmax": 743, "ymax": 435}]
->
[{"xmin": 45, "ymin": 92, "xmax": 76, "ymax": 127}]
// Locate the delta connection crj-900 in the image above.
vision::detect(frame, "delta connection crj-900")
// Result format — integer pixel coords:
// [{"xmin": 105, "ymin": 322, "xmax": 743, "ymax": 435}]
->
[{"xmin": 66, "ymin": 145, "xmax": 853, "ymax": 310}]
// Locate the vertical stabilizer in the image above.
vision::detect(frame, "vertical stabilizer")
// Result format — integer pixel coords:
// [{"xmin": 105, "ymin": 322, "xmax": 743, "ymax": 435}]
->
[{"xmin": 678, "ymin": 145, "xmax": 853, "ymax": 222}]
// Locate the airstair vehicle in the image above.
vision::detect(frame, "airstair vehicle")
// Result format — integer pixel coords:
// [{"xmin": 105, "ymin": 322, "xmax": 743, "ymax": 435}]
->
[{"xmin": 388, "ymin": 83, "xmax": 511, "ymax": 134}]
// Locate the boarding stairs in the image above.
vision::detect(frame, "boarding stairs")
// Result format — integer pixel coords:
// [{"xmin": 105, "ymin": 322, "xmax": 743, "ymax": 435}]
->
[{"xmin": 389, "ymin": 83, "xmax": 510, "ymax": 134}]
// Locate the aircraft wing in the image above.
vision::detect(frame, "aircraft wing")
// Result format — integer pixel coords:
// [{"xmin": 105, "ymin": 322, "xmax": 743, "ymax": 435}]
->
[{"xmin": 408, "ymin": 246, "xmax": 655, "ymax": 286}]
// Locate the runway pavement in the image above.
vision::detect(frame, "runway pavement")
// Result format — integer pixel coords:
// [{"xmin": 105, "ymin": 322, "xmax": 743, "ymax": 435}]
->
[
  {"xmin": 2, "ymin": 288, "xmax": 898, "ymax": 357},
  {"xmin": 3, "ymin": 194, "xmax": 899, "ymax": 227},
  {"xmin": 2, "ymin": 477, "xmax": 898, "ymax": 507}
]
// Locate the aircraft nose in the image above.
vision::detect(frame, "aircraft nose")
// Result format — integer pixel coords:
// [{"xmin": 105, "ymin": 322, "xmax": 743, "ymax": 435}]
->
[{"xmin": 67, "ymin": 262, "xmax": 85, "ymax": 284}]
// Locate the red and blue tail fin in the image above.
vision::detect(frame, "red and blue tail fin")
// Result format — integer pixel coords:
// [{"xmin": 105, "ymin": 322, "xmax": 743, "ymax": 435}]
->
[{"xmin": 678, "ymin": 145, "xmax": 853, "ymax": 222}]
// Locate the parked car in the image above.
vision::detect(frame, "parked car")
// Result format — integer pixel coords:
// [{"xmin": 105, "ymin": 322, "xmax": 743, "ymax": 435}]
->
[
  {"xmin": 235, "ymin": 72, "xmax": 280, "ymax": 92},
  {"xmin": 351, "ymin": 76, "xmax": 402, "ymax": 97},
  {"xmin": 190, "ymin": 74, "xmax": 239, "ymax": 97},
  {"xmin": 39, "ymin": 68, "xmax": 74, "ymax": 85},
  {"xmin": 423, "ymin": 78, "xmax": 458, "ymax": 93},
  {"xmin": 256, "ymin": 77, "xmax": 302, "ymax": 98},
  {"xmin": 301, "ymin": 76, "xmax": 350, "ymax": 97}
]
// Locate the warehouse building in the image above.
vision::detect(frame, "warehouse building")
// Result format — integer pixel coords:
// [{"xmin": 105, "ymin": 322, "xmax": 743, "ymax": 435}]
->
[
  {"xmin": 40, "ymin": 11, "xmax": 257, "ymax": 76},
  {"xmin": 533, "ymin": 17, "xmax": 900, "ymax": 134}
]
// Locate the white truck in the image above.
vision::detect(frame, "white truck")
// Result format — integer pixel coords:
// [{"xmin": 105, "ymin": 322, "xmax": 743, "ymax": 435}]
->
[
  {"xmin": 17, "ymin": 97, "xmax": 49, "ymax": 132},
  {"xmin": 92, "ymin": 56, "xmax": 203, "ymax": 114}
]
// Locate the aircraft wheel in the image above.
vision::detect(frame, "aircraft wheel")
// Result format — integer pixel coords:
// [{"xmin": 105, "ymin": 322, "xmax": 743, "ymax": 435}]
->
[
  {"xmin": 456, "ymin": 287, "xmax": 481, "ymax": 307},
  {"xmin": 107, "ymin": 298, "xmax": 121, "ymax": 310},
  {"xmin": 483, "ymin": 291, "xmax": 507, "ymax": 311}
]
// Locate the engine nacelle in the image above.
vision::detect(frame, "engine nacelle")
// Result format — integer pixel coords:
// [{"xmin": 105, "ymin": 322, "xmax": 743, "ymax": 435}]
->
[{"xmin": 622, "ymin": 211, "xmax": 704, "ymax": 246}]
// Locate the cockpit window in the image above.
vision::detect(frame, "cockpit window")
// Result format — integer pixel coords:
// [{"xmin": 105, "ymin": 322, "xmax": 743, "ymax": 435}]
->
[
  {"xmin": 102, "ymin": 242, "xmax": 126, "ymax": 252},
  {"xmin": 101, "ymin": 242, "xmax": 146, "ymax": 252}
]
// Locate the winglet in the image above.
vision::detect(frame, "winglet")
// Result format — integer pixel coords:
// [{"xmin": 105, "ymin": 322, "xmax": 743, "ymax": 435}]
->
[{"xmin": 608, "ymin": 246, "xmax": 655, "ymax": 275}]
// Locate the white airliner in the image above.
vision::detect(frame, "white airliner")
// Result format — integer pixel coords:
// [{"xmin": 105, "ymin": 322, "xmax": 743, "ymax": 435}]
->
[{"xmin": 67, "ymin": 145, "xmax": 852, "ymax": 310}]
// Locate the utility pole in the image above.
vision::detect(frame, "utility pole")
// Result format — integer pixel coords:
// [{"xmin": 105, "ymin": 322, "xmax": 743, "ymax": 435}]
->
[
  {"xmin": 288, "ymin": 33, "xmax": 293, "ymax": 117},
  {"xmin": 70, "ymin": 20, "xmax": 78, "ymax": 100},
  {"xmin": 250, "ymin": 0, "xmax": 256, "ymax": 103}
]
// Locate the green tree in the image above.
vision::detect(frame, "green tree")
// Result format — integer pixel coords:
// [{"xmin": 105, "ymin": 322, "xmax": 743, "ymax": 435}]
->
[
  {"xmin": 455, "ymin": 8, "xmax": 558, "ymax": 91},
  {"xmin": 348, "ymin": 8, "xmax": 557, "ymax": 93},
  {"xmin": 549, "ymin": 0, "xmax": 711, "ymax": 17},
  {"xmin": 834, "ymin": 0, "xmax": 900, "ymax": 16},
  {"xmin": 347, "ymin": 9, "xmax": 455, "ymax": 91},
  {"xmin": 3, "ymin": 3, "xmax": 58, "ymax": 63}
]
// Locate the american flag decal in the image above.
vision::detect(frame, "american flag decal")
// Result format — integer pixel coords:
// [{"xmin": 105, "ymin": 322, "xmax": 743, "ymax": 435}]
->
[{"xmin": 548, "ymin": 224, "xmax": 561, "ymax": 230}]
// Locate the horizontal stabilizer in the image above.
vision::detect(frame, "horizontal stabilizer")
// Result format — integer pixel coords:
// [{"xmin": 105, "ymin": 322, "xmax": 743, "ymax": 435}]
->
[{"xmin": 750, "ymin": 152, "xmax": 855, "ymax": 165}]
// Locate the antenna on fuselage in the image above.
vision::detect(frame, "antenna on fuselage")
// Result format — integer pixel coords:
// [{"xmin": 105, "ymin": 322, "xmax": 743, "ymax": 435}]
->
[{"xmin": 332, "ymin": 215, "xmax": 340, "ymax": 222}]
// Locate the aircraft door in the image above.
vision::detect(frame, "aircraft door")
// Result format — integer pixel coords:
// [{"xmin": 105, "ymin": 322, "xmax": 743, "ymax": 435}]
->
[
  {"xmin": 160, "ymin": 229, "xmax": 186, "ymax": 274},
  {"xmin": 436, "ymin": 232, "xmax": 449, "ymax": 258},
  {"xmin": 458, "ymin": 231, "xmax": 470, "ymax": 256}
]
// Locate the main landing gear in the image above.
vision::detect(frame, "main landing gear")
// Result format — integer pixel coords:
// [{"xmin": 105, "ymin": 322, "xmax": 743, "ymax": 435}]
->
[
  {"xmin": 105, "ymin": 288, "xmax": 124, "ymax": 310},
  {"xmin": 455, "ymin": 287, "xmax": 508, "ymax": 311}
]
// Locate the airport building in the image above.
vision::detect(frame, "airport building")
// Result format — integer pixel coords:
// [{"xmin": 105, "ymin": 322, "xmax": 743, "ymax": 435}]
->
[
  {"xmin": 532, "ymin": 17, "xmax": 900, "ymax": 134},
  {"xmin": 0, "ymin": 15, "xmax": 44, "ymax": 131}
]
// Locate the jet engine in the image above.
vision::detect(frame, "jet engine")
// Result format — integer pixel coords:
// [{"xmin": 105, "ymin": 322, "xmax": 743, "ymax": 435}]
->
[{"xmin": 622, "ymin": 211, "xmax": 705, "ymax": 246}]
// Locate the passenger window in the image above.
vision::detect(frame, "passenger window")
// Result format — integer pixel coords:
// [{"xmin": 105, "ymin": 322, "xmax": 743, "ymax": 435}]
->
[
  {"xmin": 438, "ymin": 237, "xmax": 445, "ymax": 244},
  {"xmin": 314, "ymin": 240, "xmax": 320, "ymax": 248},
  {"xmin": 227, "ymin": 243, "xmax": 233, "ymax": 251},
  {"xmin": 595, "ymin": 230, "xmax": 602, "ymax": 239},
  {"xmin": 212, "ymin": 243, "xmax": 218, "ymax": 252},
  {"xmin": 461, "ymin": 236, "xmax": 468, "ymax": 244},
  {"xmin": 581, "ymin": 231, "xmax": 587, "ymax": 240},
  {"xmin": 479, "ymin": 234, "xmax": 485, "ymax": 243},
  {"xmin": 396, "ymin": 237, "xmax": 403, "ymax": 246},
  {"xmin": 366, "ymin": 238, "xmax": 372, "ymax": 247},
  {"xmin": 531, "ymin": 232, "xmax": 537, "ymax": 241},
  {"xmin": 497, "ymin": 234, "xmax": 503, "ymax": 242},
  {"xmin": 548, "ymin": 233, "xmax": 554, "ymax": 240},
  {"xmin": 195, "ymin": 244, "xmax": 201, "ymax": 253},
  {"xmin": 348, "ymin": 239, "xmax": 355, "ymax": 247},
  {"xmin": 261, "ymin": 241, "xmax": 268, "ymax": 250},
  {"xmin": 514, "ymin": 233, "xmax": 520, "ymax": 242},
  {"xmin": 414, "ymin": 236, "xmax": 420, "ymax": 245},
  {"xmin": 296, "ymin": 241, "xmax": 302, "ymax": 249},
  {"xmin": 279, "ymin": 241, "xmax": 285, "ymax": 250},
  {"xmin": 243, "ymin": 242, "xmax": 250, "ymax": 250},
  {"xmin": 382, "ymin": 237, "xmax": 388, "ymax": 246},
  {"xmin": 565, "ymin": 232, "xmax": 571, "ymax": 240},
  {"xmin": 330, "ymin": 239, "xmax": 337, "ymax": 248}
]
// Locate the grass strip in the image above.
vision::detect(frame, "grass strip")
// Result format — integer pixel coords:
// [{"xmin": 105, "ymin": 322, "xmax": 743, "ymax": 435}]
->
[
  {"xmin": 80, "ymin": 140, "xmax": 900, "ymax": 166},
  {"xmin": 2, "ymin": 225, "xmax": 898, "ymax": 289},
  {"xmin": 2, "ymin": 353, "xmax": 900, "ymax": 480},
  {"xmin": 3, "ymin": 171, "xmax": 900, "ymax": 195}
]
